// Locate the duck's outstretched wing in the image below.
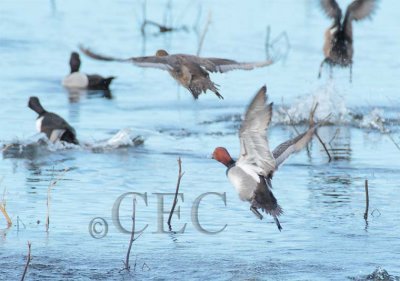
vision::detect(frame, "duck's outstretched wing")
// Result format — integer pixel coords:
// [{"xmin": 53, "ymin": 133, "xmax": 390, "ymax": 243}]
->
[
  {"xmin": 79, "ymin": 45, "xmax": 172, "ymax": 71},
  {"xmin": 320, "ymin": 0, "xmax": 342, "ymax": 20},
  {"xmin": 343, "ymin": 0, "xmax": 378, "ymax": 40},
  {"xmin": 236, "ymin": 86, "xmax": 276, "ymax": 178},
  {"xmin": 187, "ymin": 56, "xmax": 273, "ymax": 73},
  {"xmin": 345, "ymin": 0, "xmax": 378, "ymax": 21},
  {"xmin": 205, "ymin": 58, "xmax": 273, "ymax": 73},
  {"xmin": 272, "ymin": 125, "xmax": 317, "ymax": 169}
]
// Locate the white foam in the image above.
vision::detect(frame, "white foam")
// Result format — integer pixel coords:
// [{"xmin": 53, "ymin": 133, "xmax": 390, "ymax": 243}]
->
[
  {"xmin": 276, "ymin": 81, "xmax": 349, "ymax": 125},
  {"xmin": 88, "ymin": 128, "xmax": 144, "ymax": 151},
  {"xmin": 360, "ymin": 108, "xmax": 388, "ymax": 132}
]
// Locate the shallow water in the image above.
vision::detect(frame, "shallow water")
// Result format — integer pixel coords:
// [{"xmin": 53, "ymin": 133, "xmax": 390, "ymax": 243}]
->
[{"xmin": 1, "ymin": 0, "xmax": 400, "ymax": 280}]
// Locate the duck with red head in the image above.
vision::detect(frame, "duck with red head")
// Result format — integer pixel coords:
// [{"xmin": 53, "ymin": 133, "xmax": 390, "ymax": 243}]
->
[
  {"xmin": 212, "ymin": 85, "xmax": 320, "ymax": 231},
  {"xmin": 212, "ymin": 147, "xmax": 235, "ymax": 168}
]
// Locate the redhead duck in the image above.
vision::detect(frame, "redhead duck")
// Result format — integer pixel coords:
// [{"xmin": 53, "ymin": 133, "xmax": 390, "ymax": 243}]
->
[
  {"xmin": 28, "ymin": 97, "xmax": 79, "ymax": 145},
  {"xmin": 318, "ymin": 0, "xmax": 379, "ymax": 81},
  {"xmin": 79, "ymin": 46, "xmax": 274, "ymax": 99},
  {"xmin": 212, "ymin": 86, "xmax": 318, "ymax": 231},
  {"xmin": 62, "ymin": 52, "xmax": 115, "ymax": 90}
]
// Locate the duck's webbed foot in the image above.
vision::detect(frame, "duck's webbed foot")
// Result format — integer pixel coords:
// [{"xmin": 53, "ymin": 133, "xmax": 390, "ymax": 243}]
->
[{"xmin": 250, "ymin": 206, "xmax": 263, "ymax": 220}]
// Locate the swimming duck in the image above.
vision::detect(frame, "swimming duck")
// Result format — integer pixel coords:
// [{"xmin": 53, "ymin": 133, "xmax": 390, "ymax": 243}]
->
[
  {"xmin": 212, "ymin": 86, "xmax": 318, "ymax": 231},
  {"xmin": 318, "ymin": 0, "xmax": 378, "ymax": 81},
  {"xmin": 28, "ymin": 97, "xmax": 79, "ymax": 145},
  {"xmin": 79, "ymin": 46, "xmax": 273, "ymax": 99},
  {"xmin": 62, "ymin": 52, "xmax": 115, "ymax": 90}
]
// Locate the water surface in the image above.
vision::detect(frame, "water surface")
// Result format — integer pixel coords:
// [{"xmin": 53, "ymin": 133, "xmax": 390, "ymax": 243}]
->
[{"xmin": 1, "ymin": 0, "xmax": 399, "ymax": 280}]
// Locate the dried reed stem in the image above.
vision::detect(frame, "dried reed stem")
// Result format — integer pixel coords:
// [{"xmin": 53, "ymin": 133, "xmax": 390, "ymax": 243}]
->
[
  {"xmin": 20, "ymin": 241, "xmax": 32, "ymax": 281},
  {"xmin": 265, "ymin": 25, "xmax": 271, "ymax": 60},
  {"xmin": 46, "ymin": 168, "xmax": 69, "ymax": 232},
  {"xmin": 315, "ymin": 132, "xmax": 332, "ymax": 162},
  {"xmin": 283, "ymin": 108, "xmax": 300, "ymax": 135},
  {"xmin": 0, "ymin": 204, "xmax": 12, "ymax": 228},
  {"xmin": 364, "ymin": 180, "xmax": 369, "ymax": 220},
  {"xmin": 386, "ymin": 133, "xmax": 400, "ymax": 151},
  {"xmin": 168, "ymin": 157, "xmax": 185, "ymax": 230},
  {"xmin": 1, "ymin": 184, "xmax": 12, "ymax": 228},
  {"xmin": 196, "ymin": 11, "xmax": 212, "ymax": 56},
  {"xmin": 310, "ymin": 102, "xmax": 332, "ymax": 162},
  {"xmin": 124, "ymin": 196, "xmax": 136, "ymax": 271}
]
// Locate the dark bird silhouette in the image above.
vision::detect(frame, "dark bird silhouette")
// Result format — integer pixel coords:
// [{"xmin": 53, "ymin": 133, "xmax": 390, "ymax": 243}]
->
[
  {"xmin": 28, "ymin": 97, "xmax": 79, "ymax": 145},
  {"xmin": 62, "ymin": 52, "xmax": 115, "ymax": 90},
  {"xmin": 318, "ymin": 0, "xmax": 379, "ymax": 81}
]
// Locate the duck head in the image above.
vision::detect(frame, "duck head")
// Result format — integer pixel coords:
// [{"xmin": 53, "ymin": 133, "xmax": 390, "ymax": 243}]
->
[
  {"xmin": 28, "ymin": 96, "xmax": 46, "ymax": 115},
  {"xmin": 155, "ymin": 49, "xmax": 169, "ymax": 57},
  {"xmin": 69, "ymin": 52, "xmax": 81, "ymax": 73},
  {"xmin": 212, "ymin": 147, "xmax": 234, "ymax": 167}
]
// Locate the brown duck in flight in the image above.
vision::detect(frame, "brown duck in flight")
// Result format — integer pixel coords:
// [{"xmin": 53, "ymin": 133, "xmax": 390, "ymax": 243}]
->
[
  {"xmin": 318, "ymin": 0, "xmax": 379, "ymax": 81},
  {"xmin": 79, "ymin": 46, "xmax": 273, "ymax": 100}
]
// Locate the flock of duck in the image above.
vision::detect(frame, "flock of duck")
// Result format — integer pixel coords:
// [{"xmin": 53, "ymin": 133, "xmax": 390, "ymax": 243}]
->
[{"xmin": 26, "ymin": 0, "xmax": 378, "ymax": 231}]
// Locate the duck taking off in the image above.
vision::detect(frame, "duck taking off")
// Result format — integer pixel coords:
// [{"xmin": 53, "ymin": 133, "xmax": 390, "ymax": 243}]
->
[
  {"xmin": 79, "ymin": 46, "xmax": 274, "ymax": 100},
  {"xmin": 28, "ymin": 97, "xmax": 79, "ymax": 145},
  {"xmin": 318, "ymin": 0, "xmax": 379, "ymax": 81},
  {"xmin": 212, "ymin": 86, "xmax": 319, "ymax": 231},
  {"xmin": 62, "ymin": 52, "xmax": 115, "ymax": 90}
]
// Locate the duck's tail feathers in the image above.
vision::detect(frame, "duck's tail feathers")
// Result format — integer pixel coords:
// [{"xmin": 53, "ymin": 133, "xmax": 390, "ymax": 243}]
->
[
  {"xmin": 209, "ymin": 82, "xmax": 223, "ymax": 99},
  {"xmin": 103, "ymin": 77, "xmax": 116, "ymax": 87}
]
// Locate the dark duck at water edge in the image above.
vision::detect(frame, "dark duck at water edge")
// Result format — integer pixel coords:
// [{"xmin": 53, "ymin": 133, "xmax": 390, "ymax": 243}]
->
[
  {"xmin": 318, "ymin": 0, "xmax": 379, "ymax": 81},
  {"xmin": 28, "ymin": 97, "xmax": 79, "ymax": 145},
  {"xmin": 79, "ymin": 46, "xmax": 274, "ymax": 100},
  {"xmin": 212, "ymin": 86, "xmax": 319, "ymax": 231},
  {"xmin": 62, "ymin": 52, "xmax": 115, "ymax": 90}
]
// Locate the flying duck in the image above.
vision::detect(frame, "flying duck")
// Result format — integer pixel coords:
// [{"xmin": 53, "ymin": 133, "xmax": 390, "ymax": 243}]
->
[
  {"xmin": 79, "ymin": 46, "xmax": 274, "ymax": 99},
  {"xmin": 318, "ymin": 0, "xmax": 379, "ymax": 81},
  {"xmin": 212, "ymin": 86, "xmax": 318, "ymax": 231},
  {"xmin": 28, "ymin": 97, "xmax": 79, "ymax": 145},
  {"xmin": 62, "ymin": 52, "xmax": 115, "ymax": 90}
]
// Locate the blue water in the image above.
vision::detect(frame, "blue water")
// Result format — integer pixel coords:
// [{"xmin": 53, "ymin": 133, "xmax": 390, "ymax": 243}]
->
[{"xmin": 1, "ymin": 0, "xmax": 400, "ymax": 280}]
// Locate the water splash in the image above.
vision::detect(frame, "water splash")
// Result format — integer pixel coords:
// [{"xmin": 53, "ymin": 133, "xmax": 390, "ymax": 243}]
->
[
  {"xmin": 2, "ymin": 129, "xmax": 144, "ymax": 158},
  {"xmin": 359, "ymin": 108, "xmax": 387, "ymax": 132},
  {"xmin": 277, "ymin": 81, "xmax": 349, "ymax": 124},
  {"xmin": 89, "ymin": 128, "xmax": 144, "ymax": 152},
  {"xmin": 349, "ymin": 267, "xmax": 400, "ymax": 281}
]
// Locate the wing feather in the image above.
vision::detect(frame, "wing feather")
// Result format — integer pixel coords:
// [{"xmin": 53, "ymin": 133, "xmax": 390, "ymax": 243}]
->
[
  {"xmin": 79, "ymin": 46, "xmax": 172, "ymax": 71},
  {"xmin": 205, "ymin": 58, "xmax": 274, "ymax": 73},
  {"xmin": 343, "ymin": 0, "xmax": 378, "ymax": 39},
  {"xmin": 237, "ymin": 86, "xmax": 276, "ymax": 176},
  {"xmin": 272, "ymin": 125, "xmax": 317, "ymax": 169},
  {"xmin": 345, "ymin": 0, "xmax": 378, "ymax": 21},
  {"xmin": 180, "ymin": 55, "xmax": 273, "ymax": 73},
  {"xmin": 320, "ymin": 0, "xmax": 342, "ymax": 19}
]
